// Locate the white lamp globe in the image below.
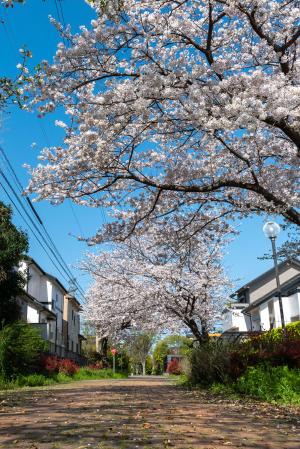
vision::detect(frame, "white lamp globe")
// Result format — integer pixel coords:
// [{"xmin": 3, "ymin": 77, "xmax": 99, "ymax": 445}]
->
[{"xmin": 263, "ymin": 221, "xmax": 281, "ymax": 239}]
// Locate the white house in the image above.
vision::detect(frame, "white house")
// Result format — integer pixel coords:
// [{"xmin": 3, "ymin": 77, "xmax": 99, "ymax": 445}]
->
[
  {"xmin": 19, "ymin": 257, "xmax": 84, "ymax": 359},
  {"xmin": 63, "ymin": 294, "xmax": 83, "ymax": 355},
  {"xmin": 222, "ymin": 258, "xmax": 300, "ymax": 333},
  {"xmin": 17, "ymin": 290, "xmax": 56, "ymax": 341}
]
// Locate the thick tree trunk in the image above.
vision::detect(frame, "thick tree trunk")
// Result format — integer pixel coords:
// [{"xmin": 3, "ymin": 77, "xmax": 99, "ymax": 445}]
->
[
  {"xmin": 142, "ymin": 361, "xmax": 146, "ymax": 376},
  {"xmin": 187, "ymin": 318, "xmax": 209, "ymax": 344},
  {"xmin": 96, "ymin": 335, "xmax": 108, "ymax": 358}
]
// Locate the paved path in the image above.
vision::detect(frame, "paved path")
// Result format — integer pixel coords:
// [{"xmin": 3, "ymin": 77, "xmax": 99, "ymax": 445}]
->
[{"xmin": 0, "ymin": 377, "xmax": 299, "ymax": 449}]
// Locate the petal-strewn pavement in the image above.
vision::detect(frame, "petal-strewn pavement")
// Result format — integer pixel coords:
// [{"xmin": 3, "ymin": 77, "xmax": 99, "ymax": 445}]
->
[{"xmin": 0, "ymin": 377, "xmax": 299, "ymax": 449}]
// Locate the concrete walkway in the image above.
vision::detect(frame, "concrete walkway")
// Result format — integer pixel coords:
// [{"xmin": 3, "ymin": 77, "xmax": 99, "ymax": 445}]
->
[{"xmin": 0, "ymin": 377, "xmax": 299, "ymax": 449}]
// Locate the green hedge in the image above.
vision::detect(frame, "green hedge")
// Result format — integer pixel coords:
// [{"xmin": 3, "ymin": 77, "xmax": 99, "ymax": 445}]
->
[{"xmin": 258, "ymin": 321, "xmax": 300, "ymax": 343}]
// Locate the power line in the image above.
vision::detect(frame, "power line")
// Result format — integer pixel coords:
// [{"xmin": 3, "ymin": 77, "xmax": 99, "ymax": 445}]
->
[
  {"xmin": 57, "ymin": 0, "xmax": 67, "ymax": 30},
  {"xmin": 0, "ymin": 167, "xmax": 70, "ymax": 279},
  {"xmin": 0, "ymin": 166, "xmax": 86, "ymax": 300},
  {"xmin": 0, "ymin": 180, "xmax": 70, "ymax": 284},
  {"xmin": 0, "ymin": 149, "xmax": 86, "ymax": 301},
  {"xmin": 68, "ymin": 200, "xmax": 85, "ymax": 236}
]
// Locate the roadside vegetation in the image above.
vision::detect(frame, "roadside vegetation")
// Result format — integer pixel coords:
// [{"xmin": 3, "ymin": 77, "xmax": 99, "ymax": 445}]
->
[
  {"xmin": 0, "ymin": 369, "xmax": 126, "ymax": 390},
  {"xmin": 184, "ymin": 322, "xmax": 300, "ymax": 406},
  {"xmin": 0, "ymin": 322, "xmax": 126, "ymax": 390}
]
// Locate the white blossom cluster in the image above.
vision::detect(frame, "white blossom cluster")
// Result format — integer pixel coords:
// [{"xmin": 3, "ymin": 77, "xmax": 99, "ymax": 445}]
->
[
  {"xmin": 25, "ymin": 0, "xmax": 300, "ymax": 242},
  {"xmin": 82, "ymin": 228, "xmax": 230, "ymax": 341}
]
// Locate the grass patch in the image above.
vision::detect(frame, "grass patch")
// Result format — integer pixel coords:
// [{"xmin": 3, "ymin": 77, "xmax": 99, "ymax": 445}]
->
[
  {"xmin": 170, "ymin": 373, "xmax": 190, "ymax": 386},
  {"xmin": 0, "ymin": 368, "xmax": 127, "ymax": 390},
  {"xmin": 207, "ymin": 366, "xmax": 300, "ymax": 406},
  {"xmin": 73, "ymin": 368, "xmax": 126, "ymax": 381},
  {"xmin": 233, "ymin": 365, "xmax": 300, "ymax": 405}
]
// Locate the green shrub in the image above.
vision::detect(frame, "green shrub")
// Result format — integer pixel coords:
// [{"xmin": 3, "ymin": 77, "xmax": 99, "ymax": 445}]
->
[
  {"xmin": 189, "ymin": 339, "xmax": 235, "ymax": 386},
  {"xmin": 234, "ymin": 365, "xmax": 300, "ymax": 405},
  {"xmin": 145, "ymin": 355, "xmax": 153, "ymax": 375},
  {"xmin": 259, "ymin": 321, "xmax": 300, "ymax": 344},
  {"xmin": 0, "ymin": 322, "xmax": 47, "ymax": 379}
]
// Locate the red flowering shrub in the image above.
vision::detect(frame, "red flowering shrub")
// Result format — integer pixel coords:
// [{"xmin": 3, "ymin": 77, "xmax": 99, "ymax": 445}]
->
[
  {"xmin": 40, "ymin": 355, "xmax": 60, "ymax": 374},
  {"xmin": 166, "ymin": 358, "xmax": 182, "ymax": 375},
  {"xmin": 228, "ymin": 326, "xmax": 300, "ymax": 379},
  {"xmin": 40, "ymin": 355, "xmax": 79, "ymax": 376},
  {"xmin": 58, "ymin": 358, "xmax": 79, "ymax": 376},
  {"xmin": 88, "ymin": 361, "xmax": 104, "ymax": 370}
]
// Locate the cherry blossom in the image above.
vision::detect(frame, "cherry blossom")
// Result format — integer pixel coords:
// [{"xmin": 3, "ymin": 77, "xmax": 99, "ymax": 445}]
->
[
  {"xmin": 82, "ymin": 227, "xmax": 230, "ymax": 342},
  {"xmin": 26, "ymin": 0, "xmax": 300, "ymax": 242}
]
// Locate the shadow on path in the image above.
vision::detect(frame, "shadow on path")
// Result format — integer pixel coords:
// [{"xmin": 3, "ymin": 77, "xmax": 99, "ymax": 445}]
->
[{"xmin": 0, "ymin": 378, "xmax": 299, "ymax": 449}]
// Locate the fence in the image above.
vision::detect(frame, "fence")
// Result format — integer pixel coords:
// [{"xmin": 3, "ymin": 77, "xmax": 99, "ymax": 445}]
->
[
  {"xmin": 30, "ymin": 323, "xmax": 87, "ymax": 366},
  {"xmin": 46, "ymin": 343, "xmax": 87, "ymax": 366},
  {"xmin": 219, "ymin": 330, "xmax": 264, "ymax": 342}
]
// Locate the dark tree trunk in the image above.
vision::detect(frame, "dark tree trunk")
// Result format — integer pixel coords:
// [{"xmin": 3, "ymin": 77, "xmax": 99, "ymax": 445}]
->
[
  {"xmin": 98, "ymin": 336, "xmax": 108, "ymax": 358},
  {"xmin": 187, "ymin": 318, "xmax": 209, "ymax": 344}
]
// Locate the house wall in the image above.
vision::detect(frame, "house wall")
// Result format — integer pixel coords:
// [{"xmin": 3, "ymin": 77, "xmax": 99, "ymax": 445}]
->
[
  {"xmin": 259, "ymin": 303, "xmax": 270, "ymax": 331},
  {"xmin": 20, "ymin": 262, "xmax": 49, "ymax": 304},
  {"xmin": 249, "ymin": 266, "xmax": 300, "ymax": 304},
  {"xmin": 251, "ymin": 293, "xmax": 300, "ymax": 331},
  {"xmin": 27, "ymin": 304, "xmax": 40, "ymax": 323},
  {"xmin": 17, "ymin": 296, "xmax": 28, "ymax": 321},
  {"xmin": 249, "ymin": 309, "xmax": 261, "ymax": 331},
  {"xmin": 67, "ymin": 302, "xmax": 80, "ymax": 353},
  {"xmin": 222, "ymin": 308, "xmax": 248, "ymax": 332},
  {"xmin": 287, "ymin": 293, "xmax": 300, "ymax": 322},
  {"xmin": 48, "ymin": 320, "xmax": 56, "ymax": 343},
  {"xmin": 63, "ymin": 296, "xmax": 81, "ymax": 354},
  {"xmin": 51, "ymin": 284, "xmax": 64, "ymax": 347},
  {"xmin": 19, "ymin": 260, "xmax": 83, "ymax": 357}
]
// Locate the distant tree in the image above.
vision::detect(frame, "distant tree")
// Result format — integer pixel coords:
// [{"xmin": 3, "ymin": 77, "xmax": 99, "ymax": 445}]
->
[
  {"xmin": 0, "ymin": 202, "xmax": 28, "ymax": 325},
  {"xmin": 126, "ymin": 333, "xmax": 154, "ymax": 376},
  {"xmin": 153, "ymin": 335, "xmax": 192, "ymax": 375}
]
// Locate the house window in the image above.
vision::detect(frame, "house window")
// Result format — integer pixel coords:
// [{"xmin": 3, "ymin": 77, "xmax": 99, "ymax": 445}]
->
[{"xmin": 268, "ymin": 301, "xmax": 275, "ymax": 329}]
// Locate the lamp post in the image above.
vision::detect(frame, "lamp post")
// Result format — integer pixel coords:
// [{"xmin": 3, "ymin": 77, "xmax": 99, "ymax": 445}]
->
[{"xmin": 262, "ymin": 221, "xmax": 285, "ymax": 329}]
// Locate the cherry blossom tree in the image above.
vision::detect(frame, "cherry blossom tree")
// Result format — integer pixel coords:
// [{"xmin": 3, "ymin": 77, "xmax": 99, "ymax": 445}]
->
[
  {"xmin": 82, "ymin": 228, "xmax": 230, "ymax": 343},
  {"xmin": 26, "ymin": 0, "xmax": 300, "ymax": 242}
]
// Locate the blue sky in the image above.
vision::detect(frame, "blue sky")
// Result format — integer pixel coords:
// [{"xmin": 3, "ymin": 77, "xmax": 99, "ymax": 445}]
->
[{"xmin": 0, "ymin": 0, "xmax": 289, "ymax": 301}]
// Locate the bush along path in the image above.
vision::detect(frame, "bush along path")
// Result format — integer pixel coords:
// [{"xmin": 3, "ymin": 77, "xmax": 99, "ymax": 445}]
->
[{"xmin": 0, "ymin": 377, "xmax": 299, "ymax": 449}]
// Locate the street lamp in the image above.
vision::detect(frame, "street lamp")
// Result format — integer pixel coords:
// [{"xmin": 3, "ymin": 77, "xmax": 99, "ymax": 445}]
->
[{"xmin": 263, "ymin": 221, "xmax": 285, "ymax": 329}]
